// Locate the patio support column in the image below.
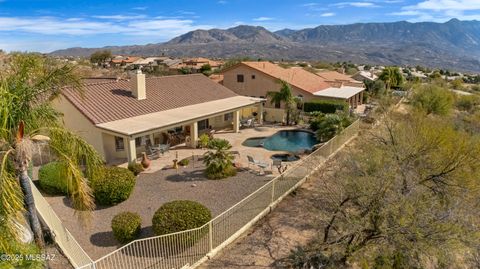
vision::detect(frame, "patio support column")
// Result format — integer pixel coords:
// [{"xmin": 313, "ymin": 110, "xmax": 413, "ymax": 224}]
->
[
  {"xmin": 188, "ymin": 122, "xmax": 198, "ymax": 148},
  {"xmin": 257, "ymin": 103, "xmax": 264, "ymax": 125},
  {"xmin": 126, "ymin": 137, "xmax": 137, "ymax": 163},
  {"xmin": 233, "ymin": 110, "xmax": 240, "ymax": 133}
]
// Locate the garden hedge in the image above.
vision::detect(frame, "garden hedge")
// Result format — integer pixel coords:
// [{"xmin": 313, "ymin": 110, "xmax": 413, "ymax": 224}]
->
[
  {"xmin": 152, "ymin": 200, "xmax": 212, "ymax": 237},
  {"xmin": 91, "ymin": 166, "xmax": 136, "ymax": 206},
  {"xmin": 127, "ymin": 162, "xmax": 144, "ymax": 176},
  {"xmin": 111, "ymin": 211, "xmax": 142, "ymax": 243},
  {"xmin": 38, "ymin": 162, "xmax": 69, "ymax": 195},
  {"xmin": 304, "ymin": 100, "xmax": 348, "ymax": 114}
]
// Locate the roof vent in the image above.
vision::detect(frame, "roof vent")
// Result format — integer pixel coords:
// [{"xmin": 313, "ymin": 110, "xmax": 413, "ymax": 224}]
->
[{"xmin": 131, "ymin": 69, "xmax": 146, "ymax": 100}]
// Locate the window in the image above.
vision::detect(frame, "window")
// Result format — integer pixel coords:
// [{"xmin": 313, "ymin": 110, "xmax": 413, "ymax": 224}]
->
[
  {"xmin": 275, "ymin": 100, "xmax": 281, "ymax": 108},
  {"xmin": 224, "ymin": 112, "xmax": 233, "ymax": 121},
  {"xmin": 115, "ymin": 136, "xmax": 124, "ymax": 151},
  {"xmin": 135, "ymin": 137, "xmax": 142, "ymax": 147},
  {"xmin": 237, "ymin": 74, "xmax": 244, "ymax": 83},
  {"xmin": 251, "ymin": 75, "xmax": 256, "ymax": 79},
  {"xmin": 198, "ymin": 119, "xmax": 209, "ymax": 131}
]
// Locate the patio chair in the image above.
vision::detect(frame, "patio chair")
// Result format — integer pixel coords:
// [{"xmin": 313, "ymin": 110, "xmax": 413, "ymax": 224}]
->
[{"xmin": 247, "ymin": 155, "xmax": 269, "ymax": 174}]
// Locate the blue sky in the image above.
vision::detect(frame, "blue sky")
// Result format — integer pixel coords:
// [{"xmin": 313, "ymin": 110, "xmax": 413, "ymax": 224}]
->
[{"xmin": 0, "ymin": 0, "xmax": 478, "ymax": 52}]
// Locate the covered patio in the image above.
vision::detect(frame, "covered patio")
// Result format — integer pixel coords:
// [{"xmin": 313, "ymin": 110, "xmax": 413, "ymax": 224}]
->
[{"xmin": 97, "ymin": 96, "xmax": 264, "ymax": 164}]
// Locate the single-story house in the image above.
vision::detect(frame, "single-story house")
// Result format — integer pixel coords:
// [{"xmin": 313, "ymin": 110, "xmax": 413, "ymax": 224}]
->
[
  {"xmin": 352, "ymin": 70, "xmax": 378, "ymax": 82},
  {"xmin": 55, "ymin": 72, "xmax": 263, "ymax": 164},
  {"xmin": 316, "ymin": 70, "xmax": 365, "ymax": 88},
  {"xmin": 221, "ymin": 61, "xmax": 364, "ymax": 122}
]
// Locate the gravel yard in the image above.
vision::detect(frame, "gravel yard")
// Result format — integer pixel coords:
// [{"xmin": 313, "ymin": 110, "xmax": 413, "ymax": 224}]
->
[{"xmin": 42, "ymin": 159, "xmax": 269, "ymax": 260}]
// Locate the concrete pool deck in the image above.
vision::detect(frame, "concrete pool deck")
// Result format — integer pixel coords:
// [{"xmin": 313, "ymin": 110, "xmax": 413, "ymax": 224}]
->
[{"xmin": 120, "ymin": 125, "xmax": 308, "ymax": 175}]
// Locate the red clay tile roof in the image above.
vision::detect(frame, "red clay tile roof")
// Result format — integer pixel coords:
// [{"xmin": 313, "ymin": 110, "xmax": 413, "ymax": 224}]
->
[
  {"xmin": 238, "ymin": 62, "xmax": 331, "ymax": 94},
  {"xmin": 62, "ymin": 74, "xmax": 238, "ymax": 124},
  {"xmin": 316, "ymin": 71, "xmax": 358, "ymax": 83}
]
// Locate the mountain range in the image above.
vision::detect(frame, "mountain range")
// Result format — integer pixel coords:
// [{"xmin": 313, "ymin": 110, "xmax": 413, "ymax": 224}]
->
[{"xmin": 51, "ymin": 19, "xmax": 480, "ymax": 72}]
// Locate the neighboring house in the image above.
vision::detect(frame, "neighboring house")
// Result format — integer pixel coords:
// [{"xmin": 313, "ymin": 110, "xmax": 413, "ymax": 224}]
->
[
  {"xmin": 131, "ymin": 57, "xmax": 170, "ymax": 70},
  {"xmin": 316, "ymin": 70, "xmax": 365, "ymax": 88},
  {"xmin": 222, "ymin": 61, "xmax": 364, "ymax": 122},
  {"xmin": 54, "ymin": 72, "xmax": 263, "ymax": 164},
  {"xmin": 170, "ymin": 57, "xmax": 223, "ymax": 73},
  {"xmin": 351, "ymin": 70, "xmax": 378, "ymax": 82},
  {"xmin": 110, "ymin": 56, "xmax": 143, "ymax": 68}
]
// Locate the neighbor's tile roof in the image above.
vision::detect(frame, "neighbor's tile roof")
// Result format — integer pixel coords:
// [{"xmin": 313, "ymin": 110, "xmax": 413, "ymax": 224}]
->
[
  {"xmin": 62, "ymin": 74, "xmax": 238, "ymax": 124},
  {"xmin": 240, "ymin": 62, "xmax": 331, "ymax": 94},
  {"xmin": 316, "ymin": 71, "xmax": 358, "ymax": 83}
]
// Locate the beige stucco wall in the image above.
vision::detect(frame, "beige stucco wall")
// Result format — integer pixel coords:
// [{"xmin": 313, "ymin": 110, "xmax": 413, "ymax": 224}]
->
[
  {"xmin": 53, "ymin": 97, "xmax": 107, "ymax": 160},
  {"xmin": 223, "ymin": 65, "xmax": 321, "ymax": 109}
]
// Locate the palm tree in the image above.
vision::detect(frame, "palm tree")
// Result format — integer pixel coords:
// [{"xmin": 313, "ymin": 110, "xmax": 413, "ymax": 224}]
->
[
  {"xmin": 266, "ymin": 80, "xmax": 300, "ymax": 125},
  {"xmin": 0, "ymin": 53, "xmax": 104, "ymax": 252},
  {"xmin": 379, "ymin": 67, "xmax": 404, "ymax": 90},
  {"xmin": 203, "ymin": 139, "xmax": 235, "ymax": 179}
]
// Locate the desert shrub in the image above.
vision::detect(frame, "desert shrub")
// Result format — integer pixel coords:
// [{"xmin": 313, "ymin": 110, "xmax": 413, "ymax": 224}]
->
[
  {"xmin": 198, "ymin": 133, "xmax": 210, "ymax": 148},
  {"xmin": 152, "ymin": 200, "xmax": 212, "ymax": 236},
  {"xmin": 111, "ymin": 212, "xmax": 142, "ymax": 243},
  {"xmin": 38, "ymin": 162, "xmax": 69, "ymax": 195},
  {"xmin": 304, "ymin": 100, "xmax": 348, "ymax": 114},
  {"xmin": 178, "ymin": 158, "xmax": 190, "ymax": 166},
  {"xmin": 411, "ymin": 84, "xmax": 453, "ymax": 115},
  {"xmin": 127, "ymin": 162, "xmax": 144, "ymax": 176},
  {"xmin": 206, "ymin": 164, "xmax": 237, "ymax": 179},
  {"xmin": 455, "ymin": 94, "xmax": 480, "ymax": 112},
  {"xmin": 91, "ymin": 167, "xmax": 136, "ymax": 206}
]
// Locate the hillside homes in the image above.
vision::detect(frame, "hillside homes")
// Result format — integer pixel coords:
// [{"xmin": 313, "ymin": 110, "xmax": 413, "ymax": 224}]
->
[
  {"xmin": 221, "ymin": 61, "xmax": 365, "ymax": 122},
  {"xmin": 54, "ymin": 72, "xmax": 263, "ymax": 164}
]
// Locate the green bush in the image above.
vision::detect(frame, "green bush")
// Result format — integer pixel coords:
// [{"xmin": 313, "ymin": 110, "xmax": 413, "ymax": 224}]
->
[
  {"xmin": 411, "ymin": 84, "xmax": 454, "ymax": 115},
  {"xmin": 127, "ymin": 162, "xmax": 144, "ymax": 176},
  {"xmin": 198, "ymin": 133, "xmax": 210, "ymax": 148},
  {"xmin": 111, "ymin": 212, "xmax": 142, "ymax": 243},
  {"xmin": 38, "ymin": 162, "xmax": 69, "ymax": 195},
  {"xmin": 303, "ymin": 100, "xmax": 348, "ymax": 113},
  {"xmin": 178, "ymin": 158, "xmax": 190, "ymax": 166},
  {"xmin": 455, "ymin": 95, "xmax": 479, "ymax": 112},
  {"xmin": 152, "ymin": 200, "xmax": 212, "ymax": 236},
  {"xmin": 91, "ymin": 167, "xmax": 136, "ymax": 206},
  {"xmin": 206, "ymin": 164, "xmax": 237, "ymax": 180}
]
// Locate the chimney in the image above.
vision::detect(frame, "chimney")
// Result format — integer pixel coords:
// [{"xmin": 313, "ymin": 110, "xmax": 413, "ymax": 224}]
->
[{"xmin": 131, "ymin": 69, "xmax": 146, "ymax": 100}]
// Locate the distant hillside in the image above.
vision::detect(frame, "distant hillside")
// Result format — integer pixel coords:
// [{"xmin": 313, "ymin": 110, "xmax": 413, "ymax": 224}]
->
[{"xmin": 50, "ymin": 20, "xmax": 480, "ymax": 72}]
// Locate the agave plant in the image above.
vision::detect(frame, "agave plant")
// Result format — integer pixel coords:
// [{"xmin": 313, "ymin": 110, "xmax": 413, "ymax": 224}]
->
[{"xmin": 0, "ymin": 53, "xmax": 104, "ymax": 252}]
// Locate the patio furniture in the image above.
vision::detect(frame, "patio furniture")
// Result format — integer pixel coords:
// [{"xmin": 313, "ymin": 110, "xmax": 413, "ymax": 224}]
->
[
  {"xmin": 145, "ymin": 140, "xmax": 160, "ymax": 158},
  {"xmin": 240, "ymin": 118, "xmax": 254, "ymax": 129},
  {"xmin": 272, "ymin": 159, "xmax": 282, "ymax": 171},
  {"xmin": 247, "ymin": 155, "xmax": 270, "ymax": 174},
  {"xmin": 156, "ymin": 144, "xmax": 170, "ymax": 155}
]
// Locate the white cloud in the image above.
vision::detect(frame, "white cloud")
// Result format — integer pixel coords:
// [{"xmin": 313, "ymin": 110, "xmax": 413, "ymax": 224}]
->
[
  {"xmin": 218, "ymin": 0, "xmax": 227, "ymax": 4},
  {"xmin": 0, "ymin": 16, "xmax": 213, "ymax": 37},
  {"xmin": 132, "ymin": 7, "xmax": 147, "ymax": 10},
  {"xmin": 320, "ymin": 12, "xmax": 336, "ymax": 17},
  {"xmin": 92, "ymin": 14, "xmax": 146, "ymax": 20},
  {"xmin": 392, "ymin": 0, "xmax": 480, "ymax": 22},
  {"xmin": 408, "ymin": 0, "xmax": 480, "ymax": 11},
  {"xmin": 331, "ymin": 2, "xmax": 380, "ymax": 8},
  {"xmin": 253, "ymin": 17, "xmax": 274, "ymax": 21}
]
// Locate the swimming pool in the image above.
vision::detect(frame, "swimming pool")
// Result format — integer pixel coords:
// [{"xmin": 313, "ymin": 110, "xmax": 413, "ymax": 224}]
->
[{"xmin": 242, "ymin": 130, "xmax": 317, "ymax": 152}]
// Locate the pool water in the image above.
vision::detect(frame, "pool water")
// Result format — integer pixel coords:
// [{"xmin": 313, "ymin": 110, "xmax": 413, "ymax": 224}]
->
[{"xmin": 242, "ymin": 130, "xmax": 317, "ymax": 152}]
